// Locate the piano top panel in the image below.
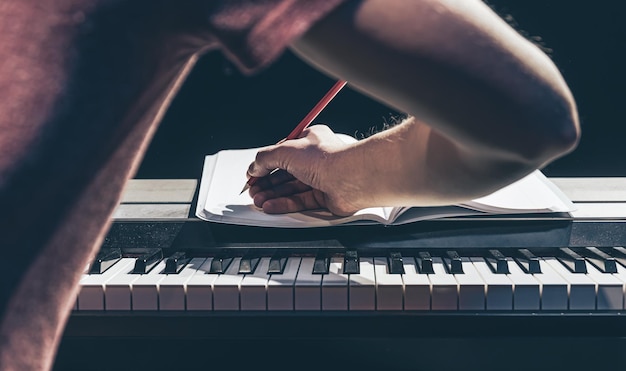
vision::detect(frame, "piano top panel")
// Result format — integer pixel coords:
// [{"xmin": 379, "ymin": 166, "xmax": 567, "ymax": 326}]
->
[{"xmin": 105, "ymin": 178, "xmax": 626, "ymax": 249}]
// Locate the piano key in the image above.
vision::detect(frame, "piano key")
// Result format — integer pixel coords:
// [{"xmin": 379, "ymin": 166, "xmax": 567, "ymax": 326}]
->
[
  {"xmin": 485, "ymin": 249, "xmax": 509, "ymax": 274},
  {"xmin": 105, "ymin": 260, "xmax": 145, "ymax": 310},
  {"xmin": 76, "ymin": 263, "xmax": 91, "ymax": 310},
  {"xmin": 238, "ymin": 253, "xmax": 261, "ymax": 274},
  {"xmin": 343, "ymin": 250, "xmax": 360, "ymax": 275},
  {"xmin": 88, "ymin": 248, "xmax": 122, "ymax": 274},
  {"xmin": 132, "ymin": 248, "xmax": 163, "ymax": 274},
  {"xmin": 132, "ymin": 260, "xmax": 168, "ymax": 310},
  {"xmin": 312, "ymin": 253, "xmax": 330, "ymax": 274},
  {"xmin": 454, "ymin": 258, "xmax": 486, "ymax": 310},
  {"xmin": 527, "ymin": 258, "xmax": 568, "ymax": 311},
  {"xmin": 322, "ymin": 257, "xmax": 349, "ymax": 310},
  {"xmin": 558, "ymin": 247, "xmax": 587, "ymax": 274},
  {"xmin": 348, "ymin": 257, "xmax": 376, "ymax": 311},
  {"xmin": 612, "ymin": 262, "xmax": 626, "ymax": 309},
  {"xmin": 78, "ymin": 258, "xmax": 135, "ymax": 310},
  {"xmin": 185, "ymin": 258, "xmax": 218, "ymax": 310},
  {"xmin": 267, "ymin": 253, "xmax": 287, "ymax": 274},
  {"xmin": 429, "ymin": 257, "xmax": 458, "ymax": 310},
  {"xmin": 387, "ymin": 252, "xmax": 405, "ymax": 274},
  {"xmin": 587, "ymin": 264, "xmax": 624, "ymax": 310},
  {"xmin": 209, "ymin": 253, "xmax": 233, "ymax": 274},
  {"xmin": 375, "ymin": 257, "xmax": 403, "ymax": 310},
  {"xmin": 159, "ymin": 257, "xmax": 205, "ymax": 311},
  {"xmin": 294, "ymin": 257, "xmax": 322, "ymax": 310},
  {"xmin": 583, "ymin": 262, "xmax": 623, "ymax": 310},
  {"xmin": 582, "ymin": 247, "xmax": 618, "ymax": 274},
  {"xmin": 402, "ymin": 258, "xmax": 431, "ymax": 310},
  {"xmin": 163, "ymin": 251, "xmax": 190, "ymax": 274},
  {"xmin": 506, "ymin": 259, "xmax": 541, "ymax": 310},
  {"xmin": 416, "ymin": 251, "xmax": 434, "ymax": 274},
  {"xmin": 267, "ymin": 257, "xmax": 300, "ymax": 310},
  {"xmin": 240, "ymin": 257, "xmax": 271, "ymax": 311},
  {"xmin": 515, "ymin": 249, "xmax": 541, "ymax": 274},
  {"xmin": 213, "ymin": 257, "xmax": 243, "ymax": 310},
  {"xmin": 544, "ymin": 257, "xmax": 596, "ymax": 310},
  {"xmin": 610, "ymin": 246, "xmax": 626, "ymax": 268},
  {"xmin": 444, "ymin": 251, "xmax": 463, "ymax": 274},
  {"xmin": 470, "ymin": 257, "xmax": 513, "ymax": 310}
]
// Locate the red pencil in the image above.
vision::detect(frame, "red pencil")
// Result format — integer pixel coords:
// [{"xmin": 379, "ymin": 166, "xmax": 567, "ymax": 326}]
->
[{"xmin": 240, "ymin": 79, "xmax": 347, "ymax": 194}]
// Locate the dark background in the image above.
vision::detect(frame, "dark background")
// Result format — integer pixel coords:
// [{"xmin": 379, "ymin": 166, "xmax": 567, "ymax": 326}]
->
[{"xmin": 137, "ymin": 0, "xmax": 626, "ymax": 180}]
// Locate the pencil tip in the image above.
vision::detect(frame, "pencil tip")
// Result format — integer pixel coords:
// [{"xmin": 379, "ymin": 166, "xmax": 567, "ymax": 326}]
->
[{"xmin": 239, "ymin": 184, "xmax": 249, "ymax": 195}]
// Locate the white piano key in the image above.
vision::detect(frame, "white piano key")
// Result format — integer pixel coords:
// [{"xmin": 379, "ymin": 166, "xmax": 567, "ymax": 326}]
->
[
  {"xmin": 584, "ymin": 262, "xmax": 623, "ymax": 310},
  {"xmin": 267, "ymin": 257, "xmax": 300, "ymax": 310},
  {"xmin": 294, "ymin": 257, "xmax": 322, "ymax": 311},
  {"xmin": 213, "ymin": 257, "xmax": 243, "ymax": 310},
  {"xmin": 105, "ymin": 259, "xmax": 145, "ymax": 310},
  {"xmin": 349, "ymin": 258, "xmax": 376, "ymax": 311},
  {"xmin": 506, "ymin": 258, "xmax": 540, "ymax": 310},
  {"xmin": 322, "ymin": 257, "xmax": 349, "ymax": 310},
  {"xmin": 471, "ymin": 257, "xmax": 513, "ymax": 310},
  {"xmin": 132, "ymin": 260, "xmax": 168, "ymax": 310},
  {"xmin": 159, "ymin": 257, "xmax": 205, "ymax": 311},
  {"xmin": 454, "ymin": 258, "xmax": 486, "ymax": 310},
  {"xmin": 429, "ymin": 257, "xmax": 458, "ymax": 310},
  {"xmin": 527, "ymin": 258, "xmax": 568, "ymax": 310},
  {"xmin": 544, "ymin": 257, "xmax": 596, "ymax": 310},
  {"xmin": 240, "ymin": 257, "xmax": 270, "ymax": 311},
  {"xmin": 402, "ymin": 259, "xmax": 431, "ymax": 311},
  {"xmin": 612, "ymin": 263, "xmax": 626, "ymax": 309},
  {"xmin": 186, "ymin": 258, "xmax": 218, "ymax": 310},
  {"xmin": 78, "ymin": 258, "xmax": 135, "ymax": 311},
  {"xmin": 374, "ymin": 257, "xmax": 403, "ymax": 310}
]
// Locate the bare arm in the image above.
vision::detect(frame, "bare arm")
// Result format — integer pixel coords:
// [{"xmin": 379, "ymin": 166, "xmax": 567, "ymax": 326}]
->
[{"xmin": 249, "ymin": 0, "xmax": 580, "ymax": 214}]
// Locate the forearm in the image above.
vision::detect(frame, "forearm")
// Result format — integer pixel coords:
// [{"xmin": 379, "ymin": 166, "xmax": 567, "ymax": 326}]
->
[{"xmin": 333, "ymin": 117, "xmax": 534, "ymax": 209}]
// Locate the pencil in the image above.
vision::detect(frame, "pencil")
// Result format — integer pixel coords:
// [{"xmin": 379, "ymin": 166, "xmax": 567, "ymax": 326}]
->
[{"xmin": 240, "ymin": 79, "xmax": 347, "ymax": 194}]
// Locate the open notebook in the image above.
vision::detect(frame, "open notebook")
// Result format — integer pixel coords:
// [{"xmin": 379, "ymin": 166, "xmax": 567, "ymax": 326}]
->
[{"xmin": 196, "ymin": 145, "xmax": 575, "ymax": 228}]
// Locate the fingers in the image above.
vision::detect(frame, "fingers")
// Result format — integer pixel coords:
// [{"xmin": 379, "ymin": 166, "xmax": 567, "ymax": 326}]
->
[
  {"xmin": 251, "ymin": 177, "xmax": 312, "ymax": 208},
  {"xmin": 256, "ymin": 189, "xmax": 327, "ymax": 214}
]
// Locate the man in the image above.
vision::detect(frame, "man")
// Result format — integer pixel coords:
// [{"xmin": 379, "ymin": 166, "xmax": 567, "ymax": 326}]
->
[{"xmin": 0, "ymin": 0, "xmax": 578, "ymax": 369}]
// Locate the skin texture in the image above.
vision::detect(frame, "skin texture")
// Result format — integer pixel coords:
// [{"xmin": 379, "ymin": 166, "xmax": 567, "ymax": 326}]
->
[
  {"xmin": 0, "ymin": 0, "xmax": 578, "ymax": 369},
  {"xmin": 248, "ymin": 0, "xmax": 580, "ymax": 215}
]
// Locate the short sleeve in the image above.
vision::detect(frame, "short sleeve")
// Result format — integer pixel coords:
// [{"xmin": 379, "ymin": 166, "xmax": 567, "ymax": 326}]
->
[{"xmin": 206, "ymin": 0, "xmax": 349, "ymax": 74}]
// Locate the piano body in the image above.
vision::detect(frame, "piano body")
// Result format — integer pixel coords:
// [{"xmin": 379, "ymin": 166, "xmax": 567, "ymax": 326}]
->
[{"xmin": 55, "ymin": 178, "xmax": 626, "ymax": 370}]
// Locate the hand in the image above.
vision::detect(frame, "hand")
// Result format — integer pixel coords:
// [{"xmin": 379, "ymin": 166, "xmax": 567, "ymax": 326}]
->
[{"xmin": 247, "ymin": 125, "xmax": 362, "ymax": 216}]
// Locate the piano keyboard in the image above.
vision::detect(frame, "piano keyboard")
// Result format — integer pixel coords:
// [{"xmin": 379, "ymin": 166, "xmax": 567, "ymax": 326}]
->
[{"xmin": 74, "ymin": 246, "xmax": 626, "ymax": 312}]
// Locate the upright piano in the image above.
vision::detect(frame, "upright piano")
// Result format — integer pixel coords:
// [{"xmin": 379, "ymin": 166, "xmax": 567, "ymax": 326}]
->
[{"xmin": 55, "ymin": 178, "xmax": 626, "ymax": 370}]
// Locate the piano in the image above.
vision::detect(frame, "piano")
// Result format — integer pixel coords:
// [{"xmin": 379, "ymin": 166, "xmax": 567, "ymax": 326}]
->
[{"xmin": 55, "ymin": 177, "xmax": 626, "ymax": 370}]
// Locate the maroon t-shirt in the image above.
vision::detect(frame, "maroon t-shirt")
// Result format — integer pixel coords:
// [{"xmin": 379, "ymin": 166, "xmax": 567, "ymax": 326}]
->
[{"xmin": 0, "ymin": 1, "xmax": 347, "ymax": 369}]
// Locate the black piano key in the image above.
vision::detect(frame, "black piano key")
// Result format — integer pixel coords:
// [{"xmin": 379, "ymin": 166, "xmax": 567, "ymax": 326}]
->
[
  {"xmin": 209, "ymin": 252, "xmax": 233, "ymax": 274},
  {"xmin": 515, "ymin": 249, "xmax": 541, "ymax": 274},
  {"xmin": 609, "ymin": 246, "xmax": 626, "ymax": 268},
  {"xmin": 132, "ymin": 248, "xmax": 163, "ymax": 274},
  {"xmin": 558, "ymin": 247, "xmax": 587, "ymax": 273},
  {"xmin": 343, "ymin": 250, "xmax": 360, "ymax": 274},
  {"xmin": 164, "ymin": 252, "xmax": 190, "ymax": 274},
  {"xmin": 88, "ymin": 248, "xmax": 122, "ymax": 274},
  {"xmin": 312, "ymin": 253, "xmax": 330, "ymax": 274},
  {"xmin": 267, "ymin": 253, "xmax": 288, "ymax": 274},
  {"xmin": 485, "ymin": 249, "xmax": 509, "ymax": 274},
  {"xmin": 238, "ymin": 253, "xmax": 261, "ymax": 274},
  {"xmin": 388, "ymin": 252, "xmax": 405, "ymax": 274},
  {"xmin": 583, "ymin": 247, "xmax": 618, "ymax": 273},
  {"xmin": 416, "ymin": 251, "xmax": 434, "ymax": 274},
  {"xmin": 444, "ymin": 250, "xmax": 463, "ymax": 274}
]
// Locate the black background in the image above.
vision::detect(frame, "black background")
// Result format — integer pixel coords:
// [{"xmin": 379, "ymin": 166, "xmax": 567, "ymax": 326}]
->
[{"xmin": 137, "ymin": 1, "xmax": 626, "ymax": 179}]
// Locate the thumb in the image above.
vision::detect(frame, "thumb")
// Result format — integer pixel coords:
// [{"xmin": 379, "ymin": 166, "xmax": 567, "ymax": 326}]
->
[{"xmin": 246, "ymin": 144, "xmax": 294, "ymax": 178}]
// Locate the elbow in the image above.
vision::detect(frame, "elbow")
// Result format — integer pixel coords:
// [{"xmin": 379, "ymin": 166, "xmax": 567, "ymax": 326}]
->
[{"xmin": 509, "ymin": 90, "xmax": 581, "ymax": 169}]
